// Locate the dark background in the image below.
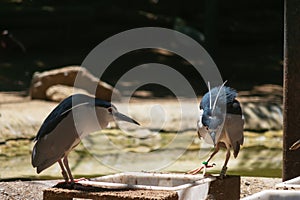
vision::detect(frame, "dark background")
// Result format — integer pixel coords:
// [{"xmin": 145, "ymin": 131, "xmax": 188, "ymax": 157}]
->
[{"xmin": 0, "ymin": 0, "xmax": 283, "ymax": 96}]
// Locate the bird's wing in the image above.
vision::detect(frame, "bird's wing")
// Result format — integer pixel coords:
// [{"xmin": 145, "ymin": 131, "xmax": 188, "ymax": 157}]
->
[
  {"xmin": 32, "ymin": 112, "xmax": 82, "ymax": 172},
  {"xmin": 35, "ymin": 94, "xmax": 92, "ymax": 140},
  {"xmin": 225, "ymin": 114, "xmax": 244, "ymax": 157}
]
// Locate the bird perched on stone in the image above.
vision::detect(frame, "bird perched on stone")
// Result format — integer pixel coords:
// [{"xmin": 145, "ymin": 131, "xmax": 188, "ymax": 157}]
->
[
  {"xmin": 32, "ymin": 94, "xmax": 139, "ymax": 184},
  {"xmin": 188, "ymin": 82, "xmax": 244, "ymax": 178},
  {"xmin": 290, "ymin": 139, "xmax": 300, "ymax": 150}
]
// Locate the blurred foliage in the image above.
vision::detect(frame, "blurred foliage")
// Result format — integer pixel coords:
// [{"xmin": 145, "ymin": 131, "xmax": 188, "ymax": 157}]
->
[{"xmin": 0, "ymin": 0, "xmax": 283, "ymax": 93}]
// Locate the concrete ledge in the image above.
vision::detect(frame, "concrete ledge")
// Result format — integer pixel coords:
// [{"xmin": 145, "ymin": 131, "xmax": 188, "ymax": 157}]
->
[
  {"xmin": 43, "ymin": 175, "xmax": 240, "ymax": 200},
  {"xmin": 208, "ymin": 175, "xmax": 240, "ymax": 200},
  {"xmin": 43, "ymin": 185, "xmax": 178, "ymax": 200}
]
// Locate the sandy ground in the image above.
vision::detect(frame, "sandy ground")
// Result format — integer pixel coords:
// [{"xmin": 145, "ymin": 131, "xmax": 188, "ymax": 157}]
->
[{"xmin": 0, "ymin": 176, "xmax": 282, "ymax": 199}]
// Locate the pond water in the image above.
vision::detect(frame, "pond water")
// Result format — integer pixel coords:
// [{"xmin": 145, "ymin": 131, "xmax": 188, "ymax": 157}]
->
[{"xmin": 0, "ymin": 129, "xmax": 282, "ymax": 180}]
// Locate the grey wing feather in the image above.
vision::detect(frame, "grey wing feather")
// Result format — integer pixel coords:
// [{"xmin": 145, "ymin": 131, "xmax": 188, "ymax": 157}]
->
[
  {"xmin": 32, "ymin": 109, "xmax": 82, "ymax": 171},
  {"xmin": 35, "ymin": 94, "xmax": 93, "ymax": 140}
]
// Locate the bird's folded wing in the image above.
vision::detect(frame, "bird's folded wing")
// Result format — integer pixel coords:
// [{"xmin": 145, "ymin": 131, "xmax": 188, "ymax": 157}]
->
[
  {"xmin": 225, "ymin": 114, "xmax": 244, "ymax": 146},
  {"xmin": 35, "ymin": 94, "xmax": 92, "ymax": 140}
]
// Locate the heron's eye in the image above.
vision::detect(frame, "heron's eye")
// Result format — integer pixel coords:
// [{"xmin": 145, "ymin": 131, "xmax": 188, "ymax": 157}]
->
[
  {"xmin": 108, "ymin": 107, "xmax": 113, "ymax": 114},
  {"xmin": 205, "ymin": 126, "xmax": 209, "ymax": 130}
]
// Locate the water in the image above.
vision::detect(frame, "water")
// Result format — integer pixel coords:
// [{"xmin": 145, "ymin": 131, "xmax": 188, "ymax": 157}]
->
[{"xmin": 0, "ymin": 129, "xmax": 282, "ymax": 180}]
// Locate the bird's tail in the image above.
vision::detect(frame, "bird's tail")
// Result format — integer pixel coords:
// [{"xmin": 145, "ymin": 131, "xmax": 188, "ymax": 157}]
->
[{"xmin": 233, "ymin": 142, "xmax": 240, "ymax": 158}]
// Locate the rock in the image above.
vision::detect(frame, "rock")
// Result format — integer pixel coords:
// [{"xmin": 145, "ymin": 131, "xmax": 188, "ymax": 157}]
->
[
  {"xmin": 242, "ymin": 102, "xmax": 282, "ymax": 131},
  {"xmin": 239, "ymin": 84, "xmax": 282, "ymax": 104},
  {"xmin": 238, "ymin": 84, "xmax": 283, "ymax": 131},
  {"xmin": 46, "ymin": 84, "xmax": 89, "ymax": 102},
  {"xmin": 0, "ymin": 99, "xmax": 56, "ymax": 141},
  {"xmin": 30, "ymin": 66, "xmax": 120, "ymax": 102}
]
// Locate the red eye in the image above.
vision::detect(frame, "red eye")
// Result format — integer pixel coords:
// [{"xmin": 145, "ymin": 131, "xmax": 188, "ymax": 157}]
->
[{"xmin": 108, "ymin": 107, "xmax": 113, "ymax": 113}]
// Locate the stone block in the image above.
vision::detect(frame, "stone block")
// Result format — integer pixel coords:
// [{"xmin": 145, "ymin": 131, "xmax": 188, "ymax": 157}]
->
[
  {"xmin": 207, "ymin": 175, "xmax": 240, "ymax": 200},
  {"xmin": 43, "ymin": 187, "xmax": 178, "ymax": 200}
]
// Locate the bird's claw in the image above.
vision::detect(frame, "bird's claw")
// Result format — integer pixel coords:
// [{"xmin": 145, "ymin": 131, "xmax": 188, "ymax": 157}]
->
[
  {"xmin": 186, "ymin": 167, "xmax": 203, "ymax": 175},
  {"xmin": 56, "ymin": 178, "xmax": 90, "ymax": 190},
  {"xmin": 57, "ymin": 177, "xmax": 88, "ymax": 186},
  {"xmin": 187, "ymin": 162, "xmax": 216, "ymax": 175},
  {"xmin": 74, "ymin": 177, "xmax": 89, "ymax": 182}
]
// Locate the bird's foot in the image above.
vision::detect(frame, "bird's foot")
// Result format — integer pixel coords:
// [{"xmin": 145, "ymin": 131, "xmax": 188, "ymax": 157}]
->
[
  {"xmin": 187, "ymin": 162, "xmax": 215, "ymax": 175},
  {"xmin": 68, "ymin": 178, "xmax": 89, "ymax": 188},
  {"xmin": 57, "ymin": 177, "xmax": 88, "ymax": 184},
  {"xmin": 186, "ymin": 166, "xmax": 204, "ymax": 175},
  {"xmin": 74, "ymin": 177, "xmax": 89, "ymax": 183},
  {"xmin": 56, "ymin": 180, "xmax": 74, "ymax": 189},
  {"xmin": 57, "ymin": 180, "xmax": 70, "ymax": 185},
  {"xmin": 56, "ymin": 179, "xmax": 89, "ymax": 190},
  {"xmin": 219, "ymin": 166, "xmax": 227, "ymax": 179}
]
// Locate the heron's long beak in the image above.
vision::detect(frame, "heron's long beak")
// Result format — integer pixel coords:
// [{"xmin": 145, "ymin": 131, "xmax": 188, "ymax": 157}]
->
[
  {"xmin": 113, "ymin": 112, "xmax": 140, "ymax": 125},
  {"xmin": 290, "ymin": 139, "xmax": 300, "ymax": 150}
]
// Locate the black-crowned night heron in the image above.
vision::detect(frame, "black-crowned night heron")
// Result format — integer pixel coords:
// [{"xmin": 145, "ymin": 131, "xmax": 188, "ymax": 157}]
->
[
  {"xmin": 32, "ymin": 94, "xmax": 139, "ymax": 184},
  {"xmin": 290, "ymin": 139, "xmax": 300, "ymax": 150},
  {"xmin": 188, "ymin": 82, "xmax": 244, "ymax": 178}
]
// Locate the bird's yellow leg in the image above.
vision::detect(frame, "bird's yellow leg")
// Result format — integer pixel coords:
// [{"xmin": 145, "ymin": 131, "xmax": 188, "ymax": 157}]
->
[
  {"xmin": 63, "ymin": 156, "xmax": 74, "ymax": 184},
  {"xmin": 206, "ymin": 145, "xmax": 220, "ymax": 164},
  {"xmin": 187, "ymin": 163, "xmax": 205, "ymax": 175},
  {"xmin": 58, "ymin": 159, "xmax": 69, "ymax": 182},
  {"xmin": 187, "ymin": 145, "xmax": 219, "ymax": 175}
]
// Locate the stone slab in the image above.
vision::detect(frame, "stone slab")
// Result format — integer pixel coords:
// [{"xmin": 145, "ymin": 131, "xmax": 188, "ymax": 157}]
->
[
  {"xmin": 43, "ymin": 186, "xmax": 178, "ymax": 200},
  {"xmin": 208, "ymin": 175, "xmax": 240, "ymax": 200}
]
